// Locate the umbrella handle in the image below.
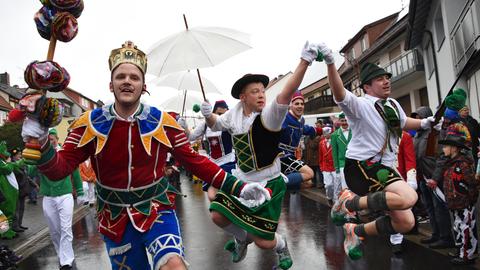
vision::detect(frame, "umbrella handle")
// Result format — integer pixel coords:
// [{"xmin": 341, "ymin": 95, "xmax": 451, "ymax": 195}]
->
[
  {"xmin": 181, "ymin": 90, "xmax": 187, "ymax": 117},
  {"xmin": 196, "ymin": 69, "xmax": 207, "ymax": 101}
]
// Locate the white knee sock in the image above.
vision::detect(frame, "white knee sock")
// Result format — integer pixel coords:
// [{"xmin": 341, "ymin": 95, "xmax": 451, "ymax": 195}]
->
[
  {"xmin": 223, "ymin": 224, "xmax": 247, "ymax": 241},
  {"xmin": 274, "ymin": 233, "xmax": 285, "ymax": 251}
]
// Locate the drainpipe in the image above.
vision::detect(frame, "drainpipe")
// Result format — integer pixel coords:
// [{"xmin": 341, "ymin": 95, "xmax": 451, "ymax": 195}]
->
[{"xmin": 424, "ymin": 30, "xmax": 442, "ymax": 105}]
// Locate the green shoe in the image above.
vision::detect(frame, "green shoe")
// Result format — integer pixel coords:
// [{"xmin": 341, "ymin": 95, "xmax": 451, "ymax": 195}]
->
[
  {"xmin": 276, "ymin": 236, "xmax": 293, "ymax": 269},
  {"xmin": 224, "ymin": 238, "xmax": 248, "ymax": 263},
  {"xmin": 331, "ymin": 189, "xmax": 358, "ymax": 226},
  {"xmin": 343, "ymin": 223, "xmax": 363, "ymax": 260}
]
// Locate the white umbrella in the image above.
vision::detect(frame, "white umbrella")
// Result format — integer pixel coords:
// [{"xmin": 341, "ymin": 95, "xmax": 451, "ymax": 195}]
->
[
  {"xmin": 150, "ymin": 70, "xmax": 221, "ymax": 94},
  {"xmin": 147, "ymin": 14, "xmax": 251, "ymax": 100},
  {"xmin": 159, "ymin": 91, "xmax": 203, "ymax": 115}
]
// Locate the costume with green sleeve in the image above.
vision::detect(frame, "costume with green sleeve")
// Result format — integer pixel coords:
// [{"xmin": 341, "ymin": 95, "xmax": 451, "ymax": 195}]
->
[{"xmin": 0, "ymin": 141, "xmax": 25, "ymax": 239}]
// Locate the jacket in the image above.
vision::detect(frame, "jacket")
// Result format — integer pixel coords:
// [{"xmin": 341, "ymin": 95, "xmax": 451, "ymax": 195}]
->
[
  {"xmin": 443, "ymin": 153, "xmax": 479, "ymax": 209},
  {"xmin": 331, "ymin": 128, "xmax": 351, "ymax": 171},
  {"xmin": 318, "ymin": 138, "xmax": 335, "ymax": 172}
]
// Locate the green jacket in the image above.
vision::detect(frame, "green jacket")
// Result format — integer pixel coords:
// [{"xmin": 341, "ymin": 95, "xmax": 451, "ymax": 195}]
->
[
  {"xmin": 28, "ymin": 166, "xmax": 83, "ymax": 197},
  {"xmin": 331, "ymin": 128, "xmax": 352, "ymax": 171}
]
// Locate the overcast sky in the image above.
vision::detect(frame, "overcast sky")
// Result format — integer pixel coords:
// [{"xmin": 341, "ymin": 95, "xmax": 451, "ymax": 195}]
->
[{"xmin": 0, "ymin": 0, "xmax": 408, "ymax": 109}]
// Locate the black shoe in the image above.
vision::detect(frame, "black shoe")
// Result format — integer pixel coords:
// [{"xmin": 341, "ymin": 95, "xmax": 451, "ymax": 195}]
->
[
  {"xmin": 19, "ymin": 226, "xmax": 28, "ymax": 230},
  {"xmin": 12, "ymin": 227, "xmax": 24, "ymax": 233},
  {"xmin": 391, "ymin": 243, "xmax": 403, "ymax": 255},
  {"xmin": 327, "ymin": 199, "xmax": 333, "ymax": 207},
  {"xmin": 450, "ymin": 257, "xmax": 475, "ymax": 265},
  {"xmin": 420, "ymin": 237, "xmax": 438, "ymax": 244},
  {"xmin": 89, "ymin": 203, "xmax": 95, "ymax": 207},
  {"xmin": 448, "ymin": 250, "xmax": 459, "ymax": 258},
  {"xmin": 429, "ymin": 240, "xmax": 455, "ymax": 249},
  {"xmin": 60, "ymin": 265, "xmax": 73, "ymax": 270}
]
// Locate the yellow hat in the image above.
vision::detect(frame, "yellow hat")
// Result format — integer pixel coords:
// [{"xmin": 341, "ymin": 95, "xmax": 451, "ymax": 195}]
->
[{"xmin": 109, "ymin": 41, "xmax": 147, "ymax": 74}]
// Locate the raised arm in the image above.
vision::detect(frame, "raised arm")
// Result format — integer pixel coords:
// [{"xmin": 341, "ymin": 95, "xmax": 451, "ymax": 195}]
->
[{"xmin": 277, "ymin": 42, "xmax": 321, "ymax": 105}]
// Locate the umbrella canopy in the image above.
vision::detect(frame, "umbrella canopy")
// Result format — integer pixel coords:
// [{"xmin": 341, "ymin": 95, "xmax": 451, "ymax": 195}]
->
[
  {"xmin": 150, "ymin": 70, "xmax": 221, "ymax": 94},
  {"xmin": 159, "ymin": 91, "xmax": 203, "ymax": 114},
  {"xmin": 147, "ymin": 26, "xmax": 251, "ymax": 77}
]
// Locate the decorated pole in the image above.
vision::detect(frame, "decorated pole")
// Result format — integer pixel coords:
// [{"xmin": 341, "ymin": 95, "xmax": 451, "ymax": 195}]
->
[{"xmin": 9, "ymin": 0, "xmax": 84, "ymax": 163}]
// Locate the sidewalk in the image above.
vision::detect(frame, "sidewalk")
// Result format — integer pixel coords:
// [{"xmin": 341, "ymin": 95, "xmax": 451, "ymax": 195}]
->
[{"xmin": 0, "ymin": 197, "xmax": 90, "ymax": 261}]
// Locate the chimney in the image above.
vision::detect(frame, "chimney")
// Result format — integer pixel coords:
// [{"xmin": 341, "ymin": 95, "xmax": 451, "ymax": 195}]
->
[{"xmin": 0, "ymin": 72, "xmax": 10, "ymax": 86}]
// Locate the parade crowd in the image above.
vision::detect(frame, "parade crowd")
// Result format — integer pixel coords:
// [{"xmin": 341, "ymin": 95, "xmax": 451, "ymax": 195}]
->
[{"xmin": 0, "ymin": 39, "xmax": 478, "ymax": 270}]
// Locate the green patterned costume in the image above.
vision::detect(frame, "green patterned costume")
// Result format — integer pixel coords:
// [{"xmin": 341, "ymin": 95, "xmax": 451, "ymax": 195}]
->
[{"xmin": 0, "ymin": 141, "xmax": 24, "ymax": 239}]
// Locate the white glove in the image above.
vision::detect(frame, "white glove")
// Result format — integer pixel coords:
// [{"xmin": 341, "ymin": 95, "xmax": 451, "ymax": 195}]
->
[
  {"xmin": 300, "ymin": 41, "xmax": 319, "ymax": 65},
  {"xmin": 21, "ymin": 117, "xmax": 48, "ymax": 143},
  {"xmin": 406, "ymin": 169, "xmax": 418, "ymax": 190},
  {"xmin": 177, "ymin": 117, "xmax": 188, "ymax": 130},
  {"xmin": 322, "ymin": 126, "xmax": 332, "ymax": 135},
  {"xmin": 240, "ymin": 182, "xmax": 271, "ymax": 206},
  {"xmin": 420, "ymin": 116, "xmax": 443, "ymax": 131},
  {"xmin": 316, "ymin": 42, "xmax": 335, "ymax": 65},
  {"xmin": 201, "ymin": 101, "xmax": 213, "ymax": 118}
]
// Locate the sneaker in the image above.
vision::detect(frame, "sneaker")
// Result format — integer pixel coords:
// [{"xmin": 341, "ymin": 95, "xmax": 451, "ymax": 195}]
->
[
  {"xmin": 275, "ymin": 235, "xmax": 293, "ymax": 270},
  {"xmin": 343, "ymin": 223, "xmax": 363, "ymax": 260},
  {"xmin": 331, "ymin": 189, "xmax": 358, "ymax": 226},
  {"xmin": 224, "ymin": 238, "xmax": 249, "ymax": 263}
]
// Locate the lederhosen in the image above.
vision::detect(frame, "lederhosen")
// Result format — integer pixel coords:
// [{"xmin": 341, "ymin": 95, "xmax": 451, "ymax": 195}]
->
[
  {"xmin": 209, "ymin": 115, "xmax": 286, "ymax": 240},
  {"xmin": 344, "ymin": 99, "xmax": 403, "ymax": 196}
]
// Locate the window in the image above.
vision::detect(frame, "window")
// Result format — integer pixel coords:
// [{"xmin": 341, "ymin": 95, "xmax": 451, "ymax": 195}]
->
[
  {"xmin": 0, "ymin": 110, "xmax": 6, "ymax": 125},
  {"xmin": 350, "ymin": 48, "xmax": 356, "ymax": 60},
  {"xmin": 80, "ymin": 97, "xmax": 89, "ymax": 108},
  {"xmin": 434, "ymin": 7, "xmax": 445, "ymax": 50},
  {"xmin": 63, "ymin": 103, "xmax": 72, "ymax": 117},
  {"xmin": 361, "ymin": 36, "xmax": 367, "ymax": 52},
  {"xmin": 424, "ymin": 40, "xmax": 435, "ymax": 79},
  {"xmin": 389, "ymin": 45, "xmax": 401, "ymax": 61}
]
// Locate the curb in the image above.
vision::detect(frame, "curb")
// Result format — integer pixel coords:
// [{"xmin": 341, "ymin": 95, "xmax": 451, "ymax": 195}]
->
[{"xmin": 14, "ymin": 204, "xmax": 91, "ymax": 261}]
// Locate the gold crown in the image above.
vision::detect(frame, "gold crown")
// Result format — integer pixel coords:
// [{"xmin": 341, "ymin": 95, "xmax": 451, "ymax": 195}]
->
[{"xmin": 109, "ymin": 41, "xmax": 147, "ymax": 74}]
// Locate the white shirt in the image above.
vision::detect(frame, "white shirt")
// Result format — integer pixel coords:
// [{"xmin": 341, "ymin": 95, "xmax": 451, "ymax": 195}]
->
[
  {"xmin": 335, "ymin": 90, "xmax": 407, "ymax": 167},
  {"xmin": 211, "ymin": 98, "xmax": 289, "ymax": 183}
]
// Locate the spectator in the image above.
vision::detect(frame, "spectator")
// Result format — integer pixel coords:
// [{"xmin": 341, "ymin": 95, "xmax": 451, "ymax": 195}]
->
[
  {"xmin": 390, "ymin": 131, "xmax": 417, "ymax": 254},
  {"xmin": 414, "ymin": 106, "xmax": 455, "ymax": 249},
  {"xmin": 331, "ymin": 112, "xmax": 351, "ymax": 191},
  {"xmin": 303, "ymin": 134, "xmax": 321, "ymax": 188},
  {"xmin": 79, "ymin": 158, "xmax": 96, "ymax": 207},
  {"xmin": 318, "ymin": 128, "xmax": 336, "ymax": 206},
  {"xmin": 459, "ymin": 105, "xmax": 480, "ymax": 167},
  {"xmin": 438, "ymin": 124, "xmax": 478, "ymax": 265},
  {"xmin": 11, "ymin": 148, "xmax": 32, "ymax": 233}
]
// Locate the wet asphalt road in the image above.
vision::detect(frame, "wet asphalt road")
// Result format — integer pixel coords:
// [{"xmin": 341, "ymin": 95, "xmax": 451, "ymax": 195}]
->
[{"xmin": 17, "ymin": 176, "xmax": 476, "ymax": 270}]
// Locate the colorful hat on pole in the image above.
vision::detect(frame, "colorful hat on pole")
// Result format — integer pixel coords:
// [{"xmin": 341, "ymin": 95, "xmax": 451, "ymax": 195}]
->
[
  {"xmin": 444, "ymin": 88, "xmax": 467, "ymax": 120},
  {"xmin": 213, "ymin": 100, "xmax": 228, "ymax": 113},
  {"xmin": 109, "ymin": 41, "xmax": 147, "ymax": 74},
  {"xmin": 360, "ymin": 62, "xmax": 392, "ymax": 89},
  {"xmin": 438, "ymin": 122, "xmax": 471, "ymax": 150},
  {"xmin": 291, "ymin": 91, "xmax": 304, "ymax": 102},
  {"xmin": 231, "ymin": 74, "xmax": 269, "ymax": 99}
]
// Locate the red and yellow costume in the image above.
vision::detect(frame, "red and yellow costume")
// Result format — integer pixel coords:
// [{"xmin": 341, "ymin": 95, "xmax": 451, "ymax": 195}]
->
[{"xmin": 37, "ymin": 104, "xmax": 245, "ymax": 243}]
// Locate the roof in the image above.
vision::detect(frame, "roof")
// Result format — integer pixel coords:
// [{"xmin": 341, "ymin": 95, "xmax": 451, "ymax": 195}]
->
[
  {"xmin": 340, "ymin": 14, "xmax": 409, "ymax": 76},
  {"xmin": 340, "ymin": 12, "xmax": 399, "ymax": 53},
  {"xmin": 0, "ymin": 95, "xmax": 12, "ymax": 111},
  {"xmin": 406, "ymin": 0, "xmax": 433, "ymax": 49},
  {"xmin": 300, "ymin": 76, "xmax": 328, "ymax": 96},
  {"xmin": 0, "ymin": 83, "xmax": 26, "ymax": 99},
  {"xmin": 63, "ymin": 87, "xmax": 102, "ymax": 111},
  {"xmin": 266, "ymin": 72, "xmax": 293, "ymax": 90}
]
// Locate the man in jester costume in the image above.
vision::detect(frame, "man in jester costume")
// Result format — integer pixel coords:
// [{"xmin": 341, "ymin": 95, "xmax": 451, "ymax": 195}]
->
[
  {"xmin": 316, "ymin": 42, "xmax": 440, "ymax": 260},
  {"xmin": 186, "ymin": 100, "xmax": 235, "ymax": 201},
  {"xmin": 20, "ymin": 41, "xmax": 270, "ymax": 270},
  {"xmin": 0, "ymin": 141, "xmax": 25, "ymax": 239},
  {"xmin": 279, "ymin": 91, "xmax": 318, "ymax": 190},
  {"xmin": 201, "ymin": 41, "xmax": 322, "ymax": 269}
]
